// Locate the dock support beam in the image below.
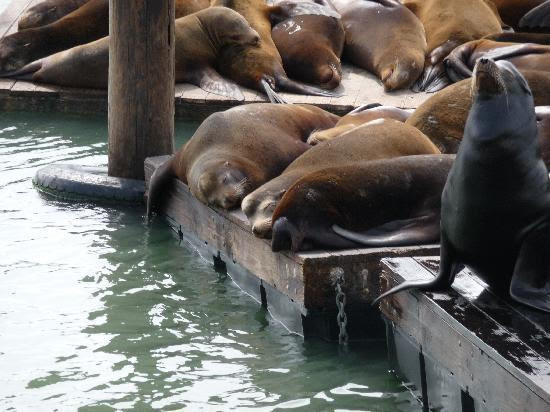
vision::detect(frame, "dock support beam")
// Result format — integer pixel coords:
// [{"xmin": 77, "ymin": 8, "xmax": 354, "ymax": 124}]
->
[{"xmin": 108, "ymin": 0, "xmax": 175, "ymax": 180}]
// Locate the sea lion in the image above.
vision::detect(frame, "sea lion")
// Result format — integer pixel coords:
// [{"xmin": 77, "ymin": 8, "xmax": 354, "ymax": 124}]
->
[
  {"xmin": 406, "ymin": 69, "xmax": 550, "ymax": 153},
  {"xmin": 307, "ymin": 103, "xmax": 413, "ymax": 145},
  {"xmin": 212, "ymin": 0, "xmax": 338, "ymax": 101},
  {"xmin": 328, "ymin": 0, "xmax": 426, "ymax": 91},
  {"xmin": 270, "ymin": 154, "xmax": 454, "ymax": 252},
  {"xmin": 484, "ymin": 31, "xmax": 550, "ymax": 44},
  {"xmin": 402, "ymin": 0, "xmax": 502, "ymax": 92},
  {"xmin": 0, "ymin": 0, "xmax": 210, "ymax": 73},
  {"xmin": 373, "ymin": 59, "xmax": 550, "ymax": 313},
  {"xmin": 18, "ymin": 0, "xmax": 91, "ymax": 30},
  {"xmin": 489, "ymin": 0, "xmax": 547, "ymax": 30},
  {"xmin": 147, "ymin": 103, "xmax": 338, "ymax": 216},
  {"xmin": 3, "ymin": 8, "xmax": 261, "ymax": 100},
  {"xmin": 520, "ymin": 0, "xmax": 550, "ymax": 30},
  {"xmin": 445, "ymin": 39, "xmax": 550, "ymax": 82},
  {"xmin": 270, "ymin": 0, "xmax": 345, "ymax": 89},
  {"xmin": 242, "ymin": 119, "xmax": 440, "ymax": 238}
]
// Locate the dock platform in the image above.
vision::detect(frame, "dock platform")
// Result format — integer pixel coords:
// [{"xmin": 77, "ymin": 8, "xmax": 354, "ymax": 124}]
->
[{"xmin": 0, "ymin": 0, "xmax": 431, "ymax": 120}]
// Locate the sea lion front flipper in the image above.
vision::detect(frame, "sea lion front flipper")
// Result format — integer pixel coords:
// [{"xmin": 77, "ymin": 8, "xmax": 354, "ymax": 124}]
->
[
  {"xmin": 519, "ymin": 0, "xmax": 550, "ymax": 30},
  {"xmin": 332, "ymin": 214, "xmax": 440, "ymax": 248},
  {"xmin": 372, "ymin": 233, "xmax": 462, "ymax": 305},
  {"xmin": 444, "ymin": 44, "xmax": 474, "ymax": 83},
  {"xmin": 186, "ymin": 67, "xmax": 245, "ymax": 101},
  {"xmin": 509, "ymin": 223, "xmax": 550, "ymax": 313}
]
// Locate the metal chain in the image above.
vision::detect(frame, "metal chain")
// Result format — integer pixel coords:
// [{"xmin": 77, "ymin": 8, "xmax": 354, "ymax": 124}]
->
[{"xmin": 331, "ymin": 268, "xmax": 348, "ymax": 346}]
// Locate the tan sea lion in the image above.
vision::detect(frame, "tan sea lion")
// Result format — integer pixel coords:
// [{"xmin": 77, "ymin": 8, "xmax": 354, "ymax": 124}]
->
[
  {"xmin": 18, "ymin": 0, "xmax": 91, "ymax": 30},
  {"xmin": 242, "ymin": 119, "xmax": 440, "ymax": 238},
  {"xmin": 0, "ymin": 0, "xmax": 210, "ymax": 73},
  {"xmin": 270, "ymin": 0, "xmax": 345, "ymax": 89},
  {"xmin": 212, "ymin": 0, "xmax": 338, "ymax": 101},
  {"xmin": 328, "ymin": 0, "xmax": 426, "ymax": 91},
  {"xmin": 402, "ymin": 0, "xmax": 502, "ymax": 92},
  {"xmin": 147, "ymin": 103, "xmax": 338, "ymax": 216},
  {"xmin": 270, "ymin": 154, "xmax": 454, "ymax": 252},
  {"xmin": 406, "ymin": 70, "xmax": 550, "ymax": 154},
  {"xmin": 445, "ymin": 39, "xmax": 550, "ymax": 82},
  {"xmin": 307, "ymin": 103, "xmax": 413, "ymax": 145},
  {"xmin": 3, "ymin": 8, "xmax": 261, "ymax": 100}
]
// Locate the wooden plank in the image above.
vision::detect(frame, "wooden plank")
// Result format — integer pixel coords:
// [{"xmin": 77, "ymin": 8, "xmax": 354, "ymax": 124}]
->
[{"xmin": 380, "ymin": 258, "xmax": 550, "ymax": 411}]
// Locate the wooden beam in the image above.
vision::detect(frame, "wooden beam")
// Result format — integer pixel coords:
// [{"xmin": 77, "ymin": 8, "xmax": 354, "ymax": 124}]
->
[{"xmin": 108, "ymin": 0, "xmax": 175, "ymax": 180}]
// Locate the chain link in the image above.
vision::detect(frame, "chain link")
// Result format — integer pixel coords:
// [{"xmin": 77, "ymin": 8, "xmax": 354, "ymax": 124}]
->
[{"xmin": 331, "ymin": 268, "xmax": 348, "ymax": 346}]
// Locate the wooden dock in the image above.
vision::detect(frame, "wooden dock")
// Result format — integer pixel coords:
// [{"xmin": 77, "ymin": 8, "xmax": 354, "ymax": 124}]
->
[
  {"xmin": 380, "ymin": 257, "xmax": 550, "ymax": 411},
  {"xmin": 0, "ymin": 0, "xmax": 432, "ymax": 120}
]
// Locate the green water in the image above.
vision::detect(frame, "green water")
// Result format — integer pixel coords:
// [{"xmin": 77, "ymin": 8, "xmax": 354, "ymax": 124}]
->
[{"xmin": 0, "ymin": 113, "xmax": 421, "ymax": 410}]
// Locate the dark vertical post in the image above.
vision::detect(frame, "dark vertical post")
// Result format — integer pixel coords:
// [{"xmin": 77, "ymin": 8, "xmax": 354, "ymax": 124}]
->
[{"xmin": 108, "ymin": 0, "xmax": 175, "ymax": 180}]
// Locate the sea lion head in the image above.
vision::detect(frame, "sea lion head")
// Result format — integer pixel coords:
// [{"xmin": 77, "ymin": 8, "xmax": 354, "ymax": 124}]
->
[
  {"xmin": 207, "ymin": 7, "xmax": 261, "ymax": 48},
  {"xmin": 242, "ymin": 186, "xmax": 287, "ymax": 238},
  {"xmin": 189, "ymin": 157, "xmax": 259, "ymax": 210},
  {"xmin": 472, "ymin": 58, "xmax": 531, "ymax": 100},
  {"xmin": 380, "ymin": 52, "xmax": 425, "ymax": 91}
]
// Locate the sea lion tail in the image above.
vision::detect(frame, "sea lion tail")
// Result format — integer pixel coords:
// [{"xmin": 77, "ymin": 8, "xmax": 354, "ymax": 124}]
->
[
  {"xmin": 146, "ymin": 157, "xmax": 174, "ymax": 222},
  {"xmin": 0, "ymin": 59, "xmax": 43, "ymax": 80},
  {"xmin": 275, "ymin": 74, "xmax": 343, "ymax": 98}
]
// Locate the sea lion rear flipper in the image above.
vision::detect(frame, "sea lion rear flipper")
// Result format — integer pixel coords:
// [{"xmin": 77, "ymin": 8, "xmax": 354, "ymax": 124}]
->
[
  {"xmin": 275, "ymin": 74, "xmax": 343, "ymax": 98},
  {"xmin": 519, "ymin": 0, "xmax": 550, "ymax": 30},
  {"xmin": 509, "ymin": 223, "xmax": 550, "ymax": 313},
  {"xmin": 372, "ymin": 234, "xmax": 462, "ymax": 305},
  {"xmin": 332, "ymin": 214, "xmax": 440, "ymax": 248},
  {"xmin": 483, "ymin": 43, "xmax": 548, "ymax": 61},
  {"xmin": 261, "ymin": 78, "xmax": 288, "ymax": 104},
  {"xmin": 187, "ymin": 67, "xmax": 245, "ymax": 101},
  {"xmin": 413, "ymin": 41, "xmax": 457, "ymax": 92},
  {"xmin": 0, "ymin": 59, "xmax": 43, "ymax": 80},
  {"xmin": 146, "ymin": 156, "xmax": 175, "ymax": 221}
]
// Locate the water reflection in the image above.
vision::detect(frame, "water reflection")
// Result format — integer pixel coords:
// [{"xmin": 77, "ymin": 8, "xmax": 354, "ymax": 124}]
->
[{"xmin": 0, "ymin": 111, "xmax": 420, "ymax": 411}]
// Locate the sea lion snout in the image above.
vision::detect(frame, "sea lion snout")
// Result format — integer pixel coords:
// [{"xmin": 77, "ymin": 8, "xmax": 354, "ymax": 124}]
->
[{"xmin": 271, "ymin": 217, "xmax": 303, "ymax": 252}]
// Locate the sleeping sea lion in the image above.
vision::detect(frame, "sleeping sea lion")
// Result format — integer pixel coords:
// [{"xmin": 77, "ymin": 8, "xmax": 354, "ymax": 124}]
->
[
  {"xmin": 242, "ymin": 119, "xmax": 440, "ymax": 238},
  {"xmin": 270, "ymin": 154, "xmax": 454, "ymax": 252},
  {"xmin": 18, "ymin": 0, "xmax": 91, "ymax": 30},
  {"xmin": 373, "ymin": 59, "xmax": 550, "ymax": 313},
  {"xmin": 147, "ymin": 103, "xmax": 338, "ymax": 216},
  {"xmin": 520, "ymin": 0, "xmax": 550, "ymax": 30},
  {"xmin": 406, "ymin": 69, "xmax": 550, "ymax": 154},
  {"xmin": 270, "ymin": 0, "xmax": 345, "ymax": 89},
  {"xmin": 307, "ymin": 103, "xmax": 413, "ymax": 145},
  {"xmin": 212, "ymin": 0, "xmax": 338, "ymax": 101},
  {"xmin": 489, "ymin": 0, "xmax": 547, "ymax": 30},
  {"xmin": 445, "ymin": 39, "xmax": 550, "ymax": 82},
  {"xmin": 2, "ymin": 7, "xmax": 261, "ymax": 100},
  {"xmin": 0, "ymin": 0, "xmax": 210, "ymax": 73},
  {"xmin": 402, "ymin": 0, "xmax": 502, "ymax": 92},
  {"xmin": 328, "ymin": 0, "xmax": 426, "ymax": 91}
]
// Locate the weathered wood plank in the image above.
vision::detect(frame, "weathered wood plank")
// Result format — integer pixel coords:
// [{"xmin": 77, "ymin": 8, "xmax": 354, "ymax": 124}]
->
[{"xmin": 380, "ymin": 258, "xmax": 550, "ymax": 411}]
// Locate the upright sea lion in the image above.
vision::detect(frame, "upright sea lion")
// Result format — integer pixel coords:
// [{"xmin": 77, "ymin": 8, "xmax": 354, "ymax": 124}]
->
[
  {"xmin": 270, "ymin": 0, "xmax": 345, "ymax": 89},
  {"xmin": 18, "ymin": 0, "xmax": 91, "ymax": 30},
  {"xmin": 373, "ymin": 59, "xmax": 550, "ymax": 313},
  {"xmin": 402, "ymin": 0, "xmax": 502, "ymax": 92},
  {"xmin": 445, "ymin": 39, "xmax": 550, "ymax": 82},
  {"xmin": 242, "ymin": 119, "xmax": 440, "ymax": 238},
  {"xmin": 0, "ymin": 0, "xmax": 210, "ymax": 73},
  {"xmin": 212, "ymin": 0, "xmax": 338, "ymax": 101},
  {"xmin": 406, "ymin": 69, "xmax": 550, "ymax": 153},
  {"xmin": 147, "ymin": 103, "xmax": 338, "ymax": 216},
  {"xmin": 3, "ymin": 8, "xmax": 261, "ymax": 100},
  {"xmin": 270, "ymin": 154, "xmax": 454, "ymax": 252},
  {"xmin": 328, "ymin": 0, "xmax": 426, "ymax": 91},
  {"xmin": 307, "ymin": 103, "xmax": 413, "ymax": 145}
]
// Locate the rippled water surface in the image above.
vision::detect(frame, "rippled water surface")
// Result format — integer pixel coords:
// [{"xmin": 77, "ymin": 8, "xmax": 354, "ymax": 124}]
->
[{"xmin": 0, "ymin": 116, "xmax": 422, "ymax": 409}]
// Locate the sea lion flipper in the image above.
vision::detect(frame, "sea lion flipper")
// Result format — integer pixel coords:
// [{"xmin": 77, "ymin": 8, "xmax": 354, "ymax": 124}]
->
[
  {"xmin": 189, "ymin": 67, "xmax": 245, "ymax": 101},
  {"xmin": 146, "ymin": 156, "xmax": 175, "ymax": 221},
  {"xmin": 331, "ymin": 214, "xmax": 440, "ymax": 247},
  {"xmin": 413, "ymin": 42, "xmax": 457, "ymax": 93},
  {"xmin": 260, "ymin": 78, "xmax": 288, "ymax": 104},
  {"xmin": 509, "ymin": 223, "xmax": 550, "ymax": 313},
  {"xmin": 519, "ymin": 0, "xmax": 550, "ymax": 30}
]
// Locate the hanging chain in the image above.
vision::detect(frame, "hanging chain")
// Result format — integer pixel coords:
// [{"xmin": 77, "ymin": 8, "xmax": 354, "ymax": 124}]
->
[{"xmin": 331, "ymin": 268, "xmax": 348, "ymax": 346}]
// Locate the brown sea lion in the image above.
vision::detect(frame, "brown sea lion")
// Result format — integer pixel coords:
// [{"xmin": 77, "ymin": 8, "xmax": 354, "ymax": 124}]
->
[
  {"xmin": 147, "ymin": 103, "xmax": 338, "ymax": 216},
  {"xmin": 270, "ymin": 154, "xmax": 454, "ymax": 252},
  {"xmin": 328, "ymin": 0, "xmax": 426, "ymax": 91},
  {"xmin": 402, "ymin": 0, "xmax": 502, "ymax": 92},
  {"xmin": 307, "ymin": 103, "xmax": 413, "ymax": 145},
  {"xmin": 212, "ymin": 0, "xmax": 338, "ymax": 101},
  {"xmin": 0, "ymin": 0, "xmax": 210, "ymax": 73},
  {"xmin": 270, "ymin": 0, "xmax": 345, "ymax": 89},
  {"xmin": 242, "ymin": 119, "xmax": 440, "ymax": 238},
  {"xmin": 3, "ymin": 8, "xmax": 261, "ymax": 100},
  {"xmin": 18, "ymin": 0, "xmax": 91, "ymax": 30},
  {"xmin": 445, "ymin": 39, "xmax": 550, "ymax": 82},
  {"xmin": 373, "ymin": 59, "xmax": 550, "ymax": 313}
]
